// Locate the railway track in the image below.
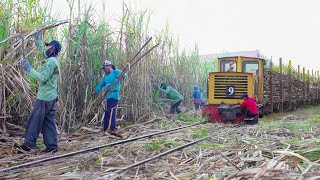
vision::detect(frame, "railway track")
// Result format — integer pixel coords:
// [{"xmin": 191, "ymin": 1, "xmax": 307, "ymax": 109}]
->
[{"xmin": 0, "ymin": 121, "xmax": 206, "ymax": 174}]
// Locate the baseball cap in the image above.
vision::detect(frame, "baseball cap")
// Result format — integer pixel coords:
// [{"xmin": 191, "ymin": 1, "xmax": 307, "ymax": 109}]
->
[
  {"xmin": 101, "ymin": 60, "xmax": 112, "ymax": 69},
  {"xmin": 45, "ymin": 40, "xmax": 61, "ymax": 53},
  {"xmin": 242, "ymin": 93, "xmax": 248, "ymax": 98}
]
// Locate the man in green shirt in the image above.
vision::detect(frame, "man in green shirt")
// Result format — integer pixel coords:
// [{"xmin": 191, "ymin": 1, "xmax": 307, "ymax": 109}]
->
[
  {"xmin": 15, "ymin": 30, "xmax": 61, "ymax": 153},
  {"xmin": 159, "ymin": 83, "xmax": 184, "ymax": 114}
]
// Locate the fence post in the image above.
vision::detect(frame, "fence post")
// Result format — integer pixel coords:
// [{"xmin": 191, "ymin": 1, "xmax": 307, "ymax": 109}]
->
[
  {"xmin": 298, "ymin": 65, "xmax": 300, "ymax": 106},
  {"xmin": 269, "ymin": 61, "xmax": 273, "ymax": 113},
  {"xmin": 307, "ymin": 70, "xmax": 310, "ymax": 104},
  {"xmin": 298, "ymin": 65, "xmax": 300, "ymax": 81},
  {"xmin": 303, "ymin": 67, "xmax": 305, "ymax": 105},
  {"xmin": 312, "ymin": 70, "xmax": 314, "ymax": 103},
  {"xmin": 279, "ymin": 58, "xmax": 283, "ymax": 112},
  {"xmin": 288, "ymin": 60, "xmax": 292, "ymax": 110},
  {"xmin": 316, "ymin": 70, "xmax": 320, "ymax": 103}
]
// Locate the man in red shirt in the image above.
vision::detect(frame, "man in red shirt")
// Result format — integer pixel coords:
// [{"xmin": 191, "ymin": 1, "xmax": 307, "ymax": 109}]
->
[
  {"xmin": 240, "ymin": 93, "xmax": 258, "ymax": 119},
  {"xmin": 232, "ymin": 93, "xmax": 259, "ymax": 124}
]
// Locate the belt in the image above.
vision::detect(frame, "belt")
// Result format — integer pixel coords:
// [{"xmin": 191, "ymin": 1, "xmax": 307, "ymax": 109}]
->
[{"xmin": 111, "ymin": 90, "xmax": 119, "ymax": 92}]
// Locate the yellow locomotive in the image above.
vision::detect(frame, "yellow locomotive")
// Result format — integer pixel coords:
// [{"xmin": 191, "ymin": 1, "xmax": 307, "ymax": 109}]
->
[{"xmin": 202, "ymin": 56, "xmax": 264, "ymax": 123}]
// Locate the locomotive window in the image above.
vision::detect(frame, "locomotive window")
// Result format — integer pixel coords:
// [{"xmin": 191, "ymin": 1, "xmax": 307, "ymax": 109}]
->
[
  {"xmin": 243, "ymin": 61, "xmax": 259, "ymax": 75},
  {"xmin": 220, "ymin": 60, "xmax": 237, "ymax": 72}
]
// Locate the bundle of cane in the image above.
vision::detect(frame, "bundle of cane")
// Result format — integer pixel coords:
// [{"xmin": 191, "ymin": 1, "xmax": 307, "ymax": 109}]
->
[
  {"xmin": 0, "ymin": 20, "xmax": 68, "ymax": 131},
  {"xmin": 0, "ymin": 20, "xmax": 68, "ymax": 63}
]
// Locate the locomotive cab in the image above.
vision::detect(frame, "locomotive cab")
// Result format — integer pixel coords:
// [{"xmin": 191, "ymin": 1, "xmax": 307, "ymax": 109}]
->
[{"xmin": 202, "ymin": 56, "xmax": 264, "ymax": 124}]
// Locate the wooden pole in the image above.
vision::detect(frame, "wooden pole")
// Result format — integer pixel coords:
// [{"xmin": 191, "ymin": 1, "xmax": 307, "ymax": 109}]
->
[
  {"xmin": 288, "ymin": 60, "xmax": 292, "ymax": 110},
  {"xmin": 298, "ymin": 65, "xmax": 300, "ymax": 106},
  {"xmin": 316, "ymin": 70, "xmax": 320, "ymax": 102},
  {"xmin": 298, "ymin": 65, "xmax": 300, "ymax": 81},
  {"xmin": 307, "ymin": 70, "xmax": 310, "ymax": 104},
  {"xmin": 312, "ymin": 70, "xmax": 314, "ymax": 103},
  {"xmin": 303, "ymin": 67, "xmax": 305, "ymax": 105},
  {"xmin": 279, "ymin": 58, "xmax": 283, "ymax": 112},
  {"xmin": 269, "ymin": 61, "xmax": 273, "ymax": 113}
]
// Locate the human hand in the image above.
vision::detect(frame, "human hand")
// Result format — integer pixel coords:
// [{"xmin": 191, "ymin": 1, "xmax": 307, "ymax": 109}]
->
[
  {"xmin": 35, "ymin": 30, "xmax": 41, "ymax": 41},
  {"xmin": 22, "ymin": 60, "xmax": 32, "ymax": 71},
  {"xmin": 231, "ymin": 105, "xmax": 240, "ymax": 108},
  {"xmin": 118, "ymin": 74, "xmax": 124, "ymax": 80}
]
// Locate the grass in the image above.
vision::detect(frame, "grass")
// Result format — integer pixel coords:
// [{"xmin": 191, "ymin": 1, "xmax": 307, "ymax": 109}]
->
[
  {"xmin": 261, "ymin": 111, "xmax": 320, "ymax": 131},
  {"xmin": 99, "ymin": 146, "xmax": 115, "ymax": 154},
  {"xmin": 197, "ymin": 143, "xmax": 225, "ymax": 149},
  {"xmin": 146, "ymin": 138, "xmax": 180, "ymax": 152},
  {"xmin": 177, "ymin": 111, "xmax": 208, "ymax": 124},
  {"xmin": 193, "ymin": 127, "xmax": 208, "ymax": 139}
]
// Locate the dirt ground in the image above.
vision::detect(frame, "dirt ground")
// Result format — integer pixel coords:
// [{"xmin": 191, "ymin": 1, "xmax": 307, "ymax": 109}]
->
[{"xmin": 1, "ymin": 105, "xmax": 320, "ymax": 179}]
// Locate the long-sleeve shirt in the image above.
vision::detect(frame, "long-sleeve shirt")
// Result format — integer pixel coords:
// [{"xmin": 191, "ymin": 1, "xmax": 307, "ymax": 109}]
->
[
  {"xmin": 160, "ymin": 86, "xmax": 184, "ymax": 104},
  {"xmin": 94, "ymin": 69, "xmax": 125, "ymax": 100},
  {"xmin": 193, "ymin": 89, "xmax": 201, "ymax": 99},
  {"xmin": 240, "ymin": 98, "xmax": 258, "ymax": 115},
  {"xmin": 29, "ymin": 40, "xmax": 59, "ymax": 101}
]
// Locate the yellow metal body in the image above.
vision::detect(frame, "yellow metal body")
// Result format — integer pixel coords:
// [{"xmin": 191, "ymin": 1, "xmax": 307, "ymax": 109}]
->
[
  {"xmin": 207, "ymin": 56, "xmax": 264, "ymax": 104},
  {"xmin": 208, "ymin": 72, "xmax": 254, "ymax": 104}
]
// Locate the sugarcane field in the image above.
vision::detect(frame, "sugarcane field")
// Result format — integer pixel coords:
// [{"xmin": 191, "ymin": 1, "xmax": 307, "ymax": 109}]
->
[{"xmin": 1, "ymin": 0, "xmax": 320, "ymax": 179}]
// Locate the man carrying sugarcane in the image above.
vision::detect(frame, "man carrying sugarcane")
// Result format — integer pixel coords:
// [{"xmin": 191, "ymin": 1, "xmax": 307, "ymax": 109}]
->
[
  {"xmin": 157, "ymin": 83, "xmax": 184, "ymax": 114},
  {"xmin": 92, "ymin": 60, "xmax": 125, "ymax": 138},
  {"xmin": 15, "ymin": 30, "xmax": 61, "ymax": 153}
]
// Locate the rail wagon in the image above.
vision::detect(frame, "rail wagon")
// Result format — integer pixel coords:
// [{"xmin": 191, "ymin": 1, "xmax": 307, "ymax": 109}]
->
[{"xmin": 202, "ymin": 56, "xmax": 264, "ymax": 124}]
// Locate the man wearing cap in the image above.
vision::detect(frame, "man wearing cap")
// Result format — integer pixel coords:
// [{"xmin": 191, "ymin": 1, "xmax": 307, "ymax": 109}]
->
[
  {"xmin": 234, "ymin": 93, "xmax": 259, "ymax": 124},
  {"xmin": 16, "ymin": 30, "xmax": 61, "ymax": 153},
  {"xmin": 93, "ymin": 60, "xmax": 125, "ymax": 137},
  {"xmin": 158, "ymin": 83, "xmax": 184, "ymax": 114}
]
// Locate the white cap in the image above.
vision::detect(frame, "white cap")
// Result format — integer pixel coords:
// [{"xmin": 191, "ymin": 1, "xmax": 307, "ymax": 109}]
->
[{"xmin": 101, "ymin": 60, "xmax": 112, "ymax": 69}]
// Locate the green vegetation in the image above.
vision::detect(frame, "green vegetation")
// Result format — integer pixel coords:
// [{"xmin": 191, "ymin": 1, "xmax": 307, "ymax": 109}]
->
[
  {"xmin": 146, "ymin": 138, "xmax": 180, "ymax": 151},
  {"xmin": 0, "ymin": 0, "xmax": 213, "ymax": 131},
  {"xmin": 197, "ymin": 143, "xmax": 225, "ymax": 149},
  {"xmin": 193, "ymin": 127, "xmax": 208, "ymax": 139}
]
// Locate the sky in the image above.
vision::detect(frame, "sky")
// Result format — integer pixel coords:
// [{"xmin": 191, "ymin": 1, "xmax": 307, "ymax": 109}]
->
[{"xmin": 47, "ymin": 0, "xmax": 320, "ymax": 71}]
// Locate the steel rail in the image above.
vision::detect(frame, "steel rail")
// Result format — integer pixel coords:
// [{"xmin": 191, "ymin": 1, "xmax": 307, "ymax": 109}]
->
[
  {"xmin": 114, "ymin": 137, "xmax": 208, "ymax": 174},
  {"xmin": 0, "ymin": 121, "xmax": 205, "ymax": 173}
]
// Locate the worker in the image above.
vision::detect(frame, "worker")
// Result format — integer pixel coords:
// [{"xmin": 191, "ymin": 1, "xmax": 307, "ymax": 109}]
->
[
  {"xmin": 158, "ymin": 83, "xmax": 184, "ymax": 114},
  {"xmin": 93, "ymin": 60, "xmax": 125, "ymax": 138},
  {"xmin": 227, "ymin": 61, "xmax": 236, "ymax": 72},
  {"xmin": 233, "ymin": 93, "xmax": 258, "ymax": 124},
  {"xmin": 193, "ymin": 85, "xmax": 202, "ymax": 111},
  {"xmin": 15, "ymin": 30, "xmax": 61, "ymax": 153}
]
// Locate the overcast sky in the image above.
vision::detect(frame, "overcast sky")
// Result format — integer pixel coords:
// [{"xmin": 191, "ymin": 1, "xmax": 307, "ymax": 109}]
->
[{"xmin": 48, "ymin": 0, "xmax": 320, "ymax": 71}]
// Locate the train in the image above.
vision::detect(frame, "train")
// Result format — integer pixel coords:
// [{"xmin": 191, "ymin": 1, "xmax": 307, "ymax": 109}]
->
[{"xmin": 202, "ymin": 56, "xmax": 264, "ymax": 124}]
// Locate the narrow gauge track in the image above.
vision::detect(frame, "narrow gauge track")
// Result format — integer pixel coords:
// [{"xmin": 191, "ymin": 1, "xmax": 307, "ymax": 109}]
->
[
  {"xmin": 0, "ymin": 122, "xmax": 206, "ymax": 173},
  {"xmin": 114, "ymin": 137, "xmax": 208, "ymax": 174}
]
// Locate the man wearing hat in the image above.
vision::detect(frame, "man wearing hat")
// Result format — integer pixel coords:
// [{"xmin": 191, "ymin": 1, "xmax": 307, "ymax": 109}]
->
[
  {"xmin": 236, "ymin": 93, "xmax": 259, "ymax": 124},
  {"xmin": 93, "ymin": 60, "xmax": 125, "ymax": 137},
  {"xmin": 16, "ymin": 30, "xmax": 61, "ymax": 153}
]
